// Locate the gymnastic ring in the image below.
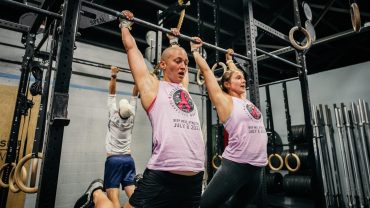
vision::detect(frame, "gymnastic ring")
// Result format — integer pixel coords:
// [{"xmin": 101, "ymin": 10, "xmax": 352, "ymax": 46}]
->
[
  {"xmin": 211, "ymin": 62, "xmax": 227, "ymax": 82},
  {"xmin": 211, "ymin": 154, "xmax": 222, "ymax": 170},
  {"xmin": 15, "ymin": 153, "xmax": 43, "ymax": 193},
  {"xmin": 268, "ymin": 153, "xmax": 284, "ymax": 171},
  {"xmin": 30, "ymin": 158, "xmax": 39, "ymax": 187},
  {"xmin": 350, "ymin": 3, "xmax": 361, "ymax": 32},
  {"xmin": 196, "ymin": 69, "xmax": 205, "ymax": 85},
  {"xmin": 288, "ymin": 26, "xmax": 312, "ymax": 51},
  {"xmin": 0, "ymin": 163, "xmax": 12, "ymax": 188},
  {"xmin": 284, "ymin": 153, "xmax": 301, "ymax": 172},
  {"xmin": 9, "ymin": 163, "xmax": 27, "ymax": 193}
]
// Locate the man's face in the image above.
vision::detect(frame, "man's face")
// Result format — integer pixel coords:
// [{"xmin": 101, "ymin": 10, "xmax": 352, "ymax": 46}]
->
[{"xmin": 161, "ymin": 48, "xmax": 189, "ymax": 84}]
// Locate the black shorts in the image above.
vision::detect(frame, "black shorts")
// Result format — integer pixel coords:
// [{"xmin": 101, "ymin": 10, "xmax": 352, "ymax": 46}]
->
[{"xmin": 129, "ymin": 168, "xmax": 204, "ymax": 208}]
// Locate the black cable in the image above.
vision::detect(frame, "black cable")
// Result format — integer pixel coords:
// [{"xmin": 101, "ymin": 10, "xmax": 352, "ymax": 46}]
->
[
  {"xmin": 22, "ymin": 97, "xmax": 33, "ymax": 159},
  {"xmin": 17, "ymin": 113, "xmax": 27, "ymax": 164}
]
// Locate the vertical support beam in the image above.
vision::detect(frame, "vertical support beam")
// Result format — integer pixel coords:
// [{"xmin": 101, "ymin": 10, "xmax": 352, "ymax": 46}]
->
[
  {"xmin": 265, "ymin": 85, "xmax": 274, "ymax": 131},
  {"xmin": 196, "ymin": 0, "xmax": 213, "ymax": 182},
  {"xmin": 34, "ymin": 20, "xmax": 60, "ymax": 159},
  {"xmin": 212, "ymin": 0, "xmax": 222, "ymax": 172},
  {"xmin": 0, "ymin": 33, "xmax": 35, "ymax": 208},
  {"xmin": 35, "ymin": 0, "xmax": 80, "ymax": 207},
  {"xmin": 196, "ymin": 0, "xmax": 202, "ymax": 38},
  {"xmin": 265, "ymin": 85, "xmax": 276, "ymax": 151},
  {"xmin": 156, "ymin": 10, "xmax": 163, "ymax": 66},
  {"xmin": 213, "ymin": 0, "xmax": 220, "ymax": 62},
  {"xmin": 206, "ymin": 98, "xmax": 213, "ymax": 182},
  {"xmin": 282, "ymin": 82, "xmax": 293, "ymax": 151},
  {"xmin": 292, "ymin": 0, "xmax": 325, "ymax": 207},
  {"xmin": 297, "ymin": 54, "xmax": 326, "ymax": 207},
  {"xmin": 243, "ymin": 0, "xmax": 260, "ymax": 108},
  {"xmin": 198, "ymin": 0, "xmax": 213, "ymax": 182},
  {"xmin": 243, "ymin": 2, "xmax": 266, "ymax": 208}
]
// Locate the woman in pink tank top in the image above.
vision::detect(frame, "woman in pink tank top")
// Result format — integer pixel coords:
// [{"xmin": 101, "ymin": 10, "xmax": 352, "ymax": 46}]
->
[{"xmin": 191, "ymin": 37, "xmax": 268, "ymax": 208}]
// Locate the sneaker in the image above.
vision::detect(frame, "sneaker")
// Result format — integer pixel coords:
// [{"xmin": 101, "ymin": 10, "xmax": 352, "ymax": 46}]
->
[{"xmin": 74, "ymin": 179, "xmax": 104, "ymax": 208}]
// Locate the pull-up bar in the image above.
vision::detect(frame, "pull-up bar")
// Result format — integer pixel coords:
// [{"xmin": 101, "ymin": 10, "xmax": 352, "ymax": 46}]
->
[
  {"xmin": 256, "ymin": 48, "xmax": 302, "ymax": 68},
  {"xmin": 1, "ymin": 0, "xmax": 302, "ymax": 68},
  {"xmin": 1, "ymin": 0, "xmax": 62, "ymax": 20},
  {"xmin": 82, "ymin": 0, "xmax": 250, "ymax": 61},
  {"xmin": 82, "ymin": 1, "xmax": 304, "ymax": 69}
]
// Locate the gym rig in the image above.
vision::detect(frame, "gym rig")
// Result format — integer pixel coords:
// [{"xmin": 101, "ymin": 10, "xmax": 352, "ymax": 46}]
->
[{"xmin": 0, "ymin": 0, "xmax": 368, "ymax": 207}]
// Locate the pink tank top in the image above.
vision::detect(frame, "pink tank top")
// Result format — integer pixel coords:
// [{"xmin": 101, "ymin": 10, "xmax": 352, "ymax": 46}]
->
[
  {"xmin": 147, "ymin": 81, "xmax": 205, "ymax": 172},
  {"xmin": 222, "ymin": 97, "xmax": 268, "ymax": 166}
]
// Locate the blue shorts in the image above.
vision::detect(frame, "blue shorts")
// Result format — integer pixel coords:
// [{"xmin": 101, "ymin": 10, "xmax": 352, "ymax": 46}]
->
[{"xmin": 104, "ymin": 154, "xmax": 136, "ymax": 189}]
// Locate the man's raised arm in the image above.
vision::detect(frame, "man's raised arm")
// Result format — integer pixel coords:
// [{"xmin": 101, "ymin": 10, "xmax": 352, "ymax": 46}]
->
[{"xmin": 120, "ymin": 10, "xmax": 158, "ymax": 110}]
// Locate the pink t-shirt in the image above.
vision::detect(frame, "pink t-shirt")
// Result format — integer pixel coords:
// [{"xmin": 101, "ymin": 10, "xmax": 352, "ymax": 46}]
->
[
  {"xmin": 147, "ymin": 81, "xmax": 205, "ymax": 172},
  {"xmin": 222, "ymin": 97, "xmax": 268, "ymax": 167}
]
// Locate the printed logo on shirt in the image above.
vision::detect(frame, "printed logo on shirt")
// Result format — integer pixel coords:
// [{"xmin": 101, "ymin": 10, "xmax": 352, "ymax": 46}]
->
[
  {"xmin": 168, "ymin": 86, "xmax": 200, "ymax": 130},
  {"xmin": 245, "ymin": 103, "xmax": 261, "ymax": 120},
  {"xmin": 168, "ymin": 86, "xmax": 197, "ymax": 118},
  {"xmin": 172, "ymin": 89, "xmax": 194, "ymax": 113}
]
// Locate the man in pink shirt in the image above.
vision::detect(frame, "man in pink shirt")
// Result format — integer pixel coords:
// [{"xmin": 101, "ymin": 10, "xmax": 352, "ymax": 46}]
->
[{"xmin": 120, "ymin": 11, "xmax": 205, "ymax": 208}]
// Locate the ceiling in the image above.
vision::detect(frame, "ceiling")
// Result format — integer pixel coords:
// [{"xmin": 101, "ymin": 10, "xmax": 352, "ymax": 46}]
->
[{"xmin": 1, "ymin": 0, "xmax": 370, "ymax": 84}]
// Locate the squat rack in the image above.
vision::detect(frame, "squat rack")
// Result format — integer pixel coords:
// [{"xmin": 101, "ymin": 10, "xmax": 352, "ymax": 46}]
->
[{"xmin": 0, "ymin": 0, "xmax": 53, "ymax": 207}]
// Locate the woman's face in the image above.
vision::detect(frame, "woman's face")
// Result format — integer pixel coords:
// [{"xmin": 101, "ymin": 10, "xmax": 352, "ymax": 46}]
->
[{"xmin": 226, "ymin": 71, "xmax": 246, "ymax": 95}]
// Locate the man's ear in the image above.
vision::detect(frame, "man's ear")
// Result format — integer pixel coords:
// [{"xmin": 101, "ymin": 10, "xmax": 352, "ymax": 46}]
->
[{"xmin": 159, "ymin": 60, "xmax": 166, "ymax": 71}]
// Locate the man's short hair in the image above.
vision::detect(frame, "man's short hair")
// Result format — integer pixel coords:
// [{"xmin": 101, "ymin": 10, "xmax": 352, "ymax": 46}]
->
[{"xmin": 161, "ymin": 46, "xmax": 187, "ymax": 61}]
